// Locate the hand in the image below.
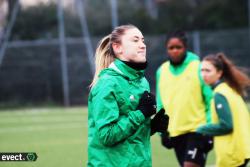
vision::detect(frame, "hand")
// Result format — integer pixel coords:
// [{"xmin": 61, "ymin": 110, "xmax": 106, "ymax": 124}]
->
[
  {"xmin": 161, "ymin": 131, "xmax": 173, "ymax": 149},
  {"xmin": 137, "ymin": 91, "xmax": 156, "ymax": 118},
  {"xmin": 151, "ymin": 109, "xmax": 169, "ymax": 135}
]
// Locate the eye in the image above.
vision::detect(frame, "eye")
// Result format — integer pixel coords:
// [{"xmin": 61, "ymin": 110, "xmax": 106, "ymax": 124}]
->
[
  {"xmin": 133, "ymin": 39, "xmax": 139, "ymax": 42},
  {"xmin": 201, "ymin": 68, "xmax": 209, "ymax": 72},
  {"xmin": 168, "ymin": 45, "xmax": 183, "ymax": 50}
]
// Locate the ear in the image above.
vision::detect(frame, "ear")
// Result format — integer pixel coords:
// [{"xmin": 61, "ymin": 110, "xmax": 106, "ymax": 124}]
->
[
  {"xmin": 218, "ymin": 70, "xmax": 223, "ymax": 79},
  {"xmin": 112, "ymin": 43, "xmax": 122, "ymax": 55}
]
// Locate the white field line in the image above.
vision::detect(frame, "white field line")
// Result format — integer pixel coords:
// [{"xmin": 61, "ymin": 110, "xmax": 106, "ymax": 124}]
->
[
  {"xmin": 0, "ymin": 108, "xmax": 87, "ymax": 116},
  {"xmin": 0, "ymin": 122, "xmax": 87, "ymax": 133},
  {"xmin": 0, "ymin": 116, "xmax": 86, "ymax": 124}
]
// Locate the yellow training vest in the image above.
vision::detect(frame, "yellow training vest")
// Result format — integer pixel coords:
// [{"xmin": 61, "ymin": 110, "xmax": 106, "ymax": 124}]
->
[
  {"xmin": 211, "ymin": 83, "xmax": 250, "ymax": 167},
  {"xmin": 159, "ymin": 61, "xmax": 206, "ymax": 137}
]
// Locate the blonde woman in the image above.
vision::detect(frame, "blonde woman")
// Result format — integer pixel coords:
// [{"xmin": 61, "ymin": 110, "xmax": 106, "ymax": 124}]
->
[{"xmin": 87, "ymin": 24, "xmax": 168, "ymax": 167}]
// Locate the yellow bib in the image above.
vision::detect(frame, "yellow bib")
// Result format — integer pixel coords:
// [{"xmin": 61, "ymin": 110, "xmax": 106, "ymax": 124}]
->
[
  {"xmin": 212, "ymin": 83, "xmax": 250, "ymax": 167},
  {"xmin": 159, "ymin": 61, "xmax": 206, "ymax": 137}
]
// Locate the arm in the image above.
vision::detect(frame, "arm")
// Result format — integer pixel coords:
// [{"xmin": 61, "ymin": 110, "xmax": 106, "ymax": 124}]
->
[
  {"xmin": 197, "ymin": 93, "xmax": 233, "ymax": 136},
  {"xmin": 93, "ymin": 81, "xmax": 145, "ymax": 146}
]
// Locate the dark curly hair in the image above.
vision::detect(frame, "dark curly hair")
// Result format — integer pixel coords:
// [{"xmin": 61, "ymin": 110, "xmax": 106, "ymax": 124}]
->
[{"xmin": 165, "ymin": 29, "xmax": 188, "ymax": 47}]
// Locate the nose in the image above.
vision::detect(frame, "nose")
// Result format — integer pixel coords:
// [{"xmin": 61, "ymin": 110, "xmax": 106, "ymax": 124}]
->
[
  {"xmin": 172, "ymin": 48, "xmax": 180, "ymax": 53},
  {"xmin": 201, "ymin": 71, "xmax": 206, "ymax": 79},
  {"xmin": 140, "ymin": 41, "xmax": 146, "ymax": 49}
]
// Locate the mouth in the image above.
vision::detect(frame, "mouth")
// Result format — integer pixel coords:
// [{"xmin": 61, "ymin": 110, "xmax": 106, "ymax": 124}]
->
[{"xmin": 138, "ymin": 51, "xmax": 146, "ymax": 55}]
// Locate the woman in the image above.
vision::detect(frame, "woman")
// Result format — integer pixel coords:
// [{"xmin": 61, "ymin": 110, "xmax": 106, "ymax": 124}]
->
[
  {"xmin": 157, "ymin": 30, "xmax": 213, "ymax": 167},
  {"xmin": 87, "ymin": 24, "xmax": 168, "ymax": 167},
  {"xmin": 197, "ymin": 52, "xmax": 250, "ymax": 167}
]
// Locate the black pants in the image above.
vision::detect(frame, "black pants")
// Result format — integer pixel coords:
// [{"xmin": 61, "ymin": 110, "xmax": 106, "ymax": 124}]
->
[
  {"xmin": 238, "ymin": 159, "xmax": 249, "ymax": 167},
  {"xmin": 171, "ymin": 132, "xmax": 213, "ymax": 167}
]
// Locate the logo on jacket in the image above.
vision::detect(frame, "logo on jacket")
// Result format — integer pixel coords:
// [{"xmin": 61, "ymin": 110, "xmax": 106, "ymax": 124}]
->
[
  {"xmin": 217, "ymin": 103, "xmax": 223, "ymax": 109},
  {"xmin": 129, "ymin": 95, "xmax": 135, "ymax": 101}
]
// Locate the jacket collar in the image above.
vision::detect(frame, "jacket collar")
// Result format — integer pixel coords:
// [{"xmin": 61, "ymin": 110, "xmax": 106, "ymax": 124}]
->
[
  {"xmin": 113, "ymin": 59, "xmax": 144, "ymax": 80},
  {"xmin": 212, "ymin": 80, "xmax": 223, "ymax": 90},
  {"xmin": 168, "ymin": 51, "xmax": 199, "ymax": 74}
]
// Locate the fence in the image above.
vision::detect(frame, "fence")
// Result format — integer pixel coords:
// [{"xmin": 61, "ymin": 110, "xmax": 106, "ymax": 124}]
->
[{"xmin": 0, "ymin": 28, "xmax": 249, "ymax": 106}]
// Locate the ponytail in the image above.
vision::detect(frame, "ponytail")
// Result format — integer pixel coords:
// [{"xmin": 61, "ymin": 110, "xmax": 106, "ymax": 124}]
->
[
  {"xmin": 217, "ymin": 53, "xmax": 250, "ymax": 96},
  {"xmin": 90, "ymin": 35, "xmax": 114, "ymax": 87}
]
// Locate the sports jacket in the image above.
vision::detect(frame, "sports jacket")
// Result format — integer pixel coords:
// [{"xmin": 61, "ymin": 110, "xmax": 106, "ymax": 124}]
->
[{"xmin": 87, "ymin": 59, "xmax": 152, "ymax": 167}]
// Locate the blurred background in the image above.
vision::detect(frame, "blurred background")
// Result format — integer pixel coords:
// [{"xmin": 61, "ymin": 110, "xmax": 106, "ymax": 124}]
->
[
  {"xmin": 0, "ymin": 0, "xmax": 249, "ymax": 166},
  {"xmin": 0, "ymin": 0, "xmax": 249, "ymax": 107}
]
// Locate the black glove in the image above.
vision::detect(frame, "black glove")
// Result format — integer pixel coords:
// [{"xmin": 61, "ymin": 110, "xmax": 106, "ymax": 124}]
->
[
  {"xmin": 137, "ymin": 91, "xmax": 156, "ymax": 118},
  {"xmin": 151, "ymin": 109, "xmax": 169, "ymax": 135},
  {"xmin": 161, "ymin": 131, "xmax": 173, "ymax": 149}
]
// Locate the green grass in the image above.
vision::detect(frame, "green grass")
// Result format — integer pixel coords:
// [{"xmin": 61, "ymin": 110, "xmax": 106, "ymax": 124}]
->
[{"xmin": 0, "ymin": 107, "xmax": 216, "ymax": 167}]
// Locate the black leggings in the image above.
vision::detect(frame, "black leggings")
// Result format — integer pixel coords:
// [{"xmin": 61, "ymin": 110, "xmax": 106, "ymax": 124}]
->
[{"xmin": 238, "ymin": 159, "xmax": 249, "ymax": 167}]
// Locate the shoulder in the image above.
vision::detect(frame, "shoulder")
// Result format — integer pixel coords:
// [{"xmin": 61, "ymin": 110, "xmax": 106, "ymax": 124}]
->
[
  {"xmin": 214, "ymin": 92, "xmax": 227, "ymax": 102},
  {"xmin": 215, "ymin": 83, "xmax": 232, "ymax": 94},
  {"xmin": 91, "ymin": 74, "xmax": 118, "ymax": 95},
  {"xmin": 187, "ymin": 51, "xmax": 200, "ymax": 61},
  {"xmin": 182, "ymin": 52, "xmax": 200, "ymax": 71},
  {"xmin": 186, "ymin": 52, "xmax": 200, "ymax": 66},
  {"xmin": 214, "ymin": 83, "xmax": 242, "ymax": 102},
  {"xmin": 156, "ymin": 61, "xmax": 169, "ymax": 73}
]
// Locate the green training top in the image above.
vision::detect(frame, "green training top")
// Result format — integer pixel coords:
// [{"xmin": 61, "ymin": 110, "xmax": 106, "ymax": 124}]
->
[{"xmin": 88, "ymin": 59, "xmax": 152, "ymax": 167}]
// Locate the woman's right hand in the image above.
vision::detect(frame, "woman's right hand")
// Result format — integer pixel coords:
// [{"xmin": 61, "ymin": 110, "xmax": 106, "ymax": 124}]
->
[{"xmin": 161, "ymin": 131, "xmax": 173, "ymax": 149}]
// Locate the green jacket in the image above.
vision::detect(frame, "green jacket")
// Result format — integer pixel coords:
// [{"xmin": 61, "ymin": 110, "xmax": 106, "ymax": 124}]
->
[{"xmin": 87, "ymin": 59, "xmax": 152, "ymax": 167}]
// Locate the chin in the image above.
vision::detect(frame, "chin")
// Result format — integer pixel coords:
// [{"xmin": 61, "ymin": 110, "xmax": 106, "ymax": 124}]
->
[
  {"xmin": 138, "ymin": 59, "xmax": 146, "ymax": 63},
  {"xmin": 205, "ymin": 81, "xmax": 211, "ymax": 85},
  {"xmin": 140, "ymin": 56, "xmax": 147, "ymax": 62},
  {"xmin": 132, "ymin": 56, "xmax": 146, "ymax": 63}
]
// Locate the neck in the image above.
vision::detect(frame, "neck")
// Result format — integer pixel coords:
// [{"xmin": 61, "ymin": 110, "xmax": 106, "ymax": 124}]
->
[
  {"xmin": 169, "ymin": 52, "xmax": 187, "ymax": 66},
  {"xmin": 121, "ymin": 60, "xmax": 147, "ymax": 70},
  {"xmin": 212, "ymin": 80, "xmax": 223, "ymax": 89}
]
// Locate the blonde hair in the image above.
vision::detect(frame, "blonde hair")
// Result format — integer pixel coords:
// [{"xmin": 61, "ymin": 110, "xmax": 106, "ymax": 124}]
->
[{"xmin": 90, "ymin": 24, "xmax": 137, "ymax": 87}]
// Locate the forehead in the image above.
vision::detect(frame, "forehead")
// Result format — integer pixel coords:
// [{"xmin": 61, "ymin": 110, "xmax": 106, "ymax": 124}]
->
[
  {"xmin": 201, "ymin": 60, "xmax": 215, "ymax": 69},
  {"xmin": 123, "ymin": 28, "xmax": 143, "ymax": 38},
  {"xmin": 167, "ymin": 38, "xmax": 184, "ymax": 46}
]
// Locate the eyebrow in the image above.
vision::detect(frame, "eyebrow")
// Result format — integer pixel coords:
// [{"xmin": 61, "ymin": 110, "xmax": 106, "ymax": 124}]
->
[{"xmin": 133, "ymin": 36, "xmax": 144, "ymax": 40}]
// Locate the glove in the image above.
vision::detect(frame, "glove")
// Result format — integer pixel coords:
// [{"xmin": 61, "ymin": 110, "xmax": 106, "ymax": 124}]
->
[
  {"xmin": 137, "ymin": 91, "xmax": 156, "ymax": 118},
  {"xmin": 151, "ymin": 109, "xmax": 169, "ymax": 135},
  {"xmin": 161, "ymin": 131, "xmax": 173, "ymax": 149}
]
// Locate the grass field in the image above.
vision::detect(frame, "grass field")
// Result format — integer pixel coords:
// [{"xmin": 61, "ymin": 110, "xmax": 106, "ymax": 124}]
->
[{"xmin": 0, "ymin": 106, "xmax": 218, "ymax": 167}]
